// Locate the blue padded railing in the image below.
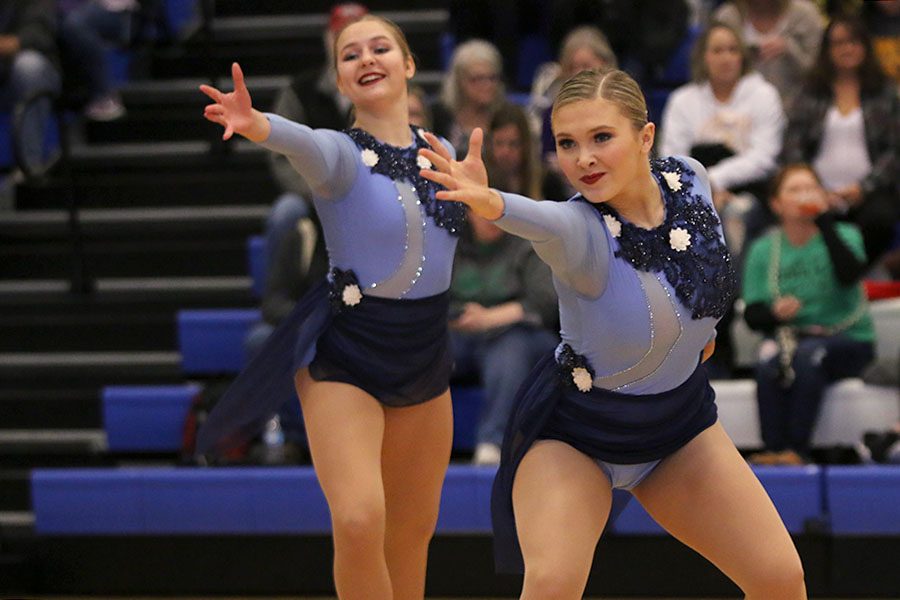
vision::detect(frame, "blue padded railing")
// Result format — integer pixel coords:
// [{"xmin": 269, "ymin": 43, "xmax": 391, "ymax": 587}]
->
[{"xmin": 36, "ymin": 464, "xmax": 900, "ymax": 537}]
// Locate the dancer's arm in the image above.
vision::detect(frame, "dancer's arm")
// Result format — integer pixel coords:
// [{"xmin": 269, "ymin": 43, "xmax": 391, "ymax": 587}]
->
[{"xmin": 201, "ymin": 63, "xmax": 355, "ymax": 199}]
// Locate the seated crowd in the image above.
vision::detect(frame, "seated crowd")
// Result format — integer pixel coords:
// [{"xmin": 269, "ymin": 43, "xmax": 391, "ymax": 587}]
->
[{"xmin": 3, "ymin": 0, "xmax": 897, "ymax": 466}]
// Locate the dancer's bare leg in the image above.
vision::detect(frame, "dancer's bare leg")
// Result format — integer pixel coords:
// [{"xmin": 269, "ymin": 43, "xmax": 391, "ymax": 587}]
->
[
  {"xmin": 381, "ymin": 389, "xmax": 453, "ymax": 600},
  {"xmin": 633, "ymin": 421, "xmax": 807, "ymax": 599},
  {"xmin": 297, "ymin": 369, "xmax": 392, "ymax": 600},
  {"xmin": 514, "ymin": 440, "xmax": 613, "ymax": 600}
]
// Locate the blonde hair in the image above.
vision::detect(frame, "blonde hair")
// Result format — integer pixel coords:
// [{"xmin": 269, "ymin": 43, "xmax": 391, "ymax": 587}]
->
[
  {"xmin": 440, "ymin": 39, "xmax": 505, "ymax": 113},
  {"xmin": 332, "ymin": 15, "xmax": 415, "ymax": 70},
  {"xmin": 559, "ymin": 26, "xmax": 618, "ymax": 75},
  {"xmin": 690, "ymin": 22, "xmax": 752, "ymax": 83},
  {"xmin": 552, "ymin": 68, "xmax": 648, "ymax": 131}
]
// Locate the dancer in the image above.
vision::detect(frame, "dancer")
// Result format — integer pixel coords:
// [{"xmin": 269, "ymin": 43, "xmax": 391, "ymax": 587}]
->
[
  {"xmin": 197, "ymin": 15, "xmax": 465, "ymax": 600},
  {"xmin": 420, "ymin": 68, "xmax": 807, "ymax": 599}
]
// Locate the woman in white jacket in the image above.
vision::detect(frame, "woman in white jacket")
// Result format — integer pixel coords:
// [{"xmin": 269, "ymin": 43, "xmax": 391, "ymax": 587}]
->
[{"xmin": 661, "ymin": 21, "xmax": 785, "ymax": 255}]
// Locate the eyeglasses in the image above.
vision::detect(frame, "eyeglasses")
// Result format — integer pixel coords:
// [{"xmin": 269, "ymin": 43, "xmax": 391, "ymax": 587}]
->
[{"xmin": 465, "ymin": 73, "xmax": 500, "ymax": 84}]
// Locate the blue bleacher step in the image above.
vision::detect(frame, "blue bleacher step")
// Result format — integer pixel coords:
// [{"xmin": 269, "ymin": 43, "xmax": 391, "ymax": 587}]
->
[
  {"xmin": 178, "ymin": 308, "xmax": 259, "ymax": 374},
  {"xmin": 103, "ymin": 384, "xmax": 202, "ymax": 452}
]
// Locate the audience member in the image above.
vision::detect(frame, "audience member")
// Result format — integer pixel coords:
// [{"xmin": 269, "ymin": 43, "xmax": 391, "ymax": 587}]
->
[
  {"xmin": 0, "ymin": 0, "xmax": 61, "ymax": 174},
  {"xmin": 661, "ymin": 21, "xmax": 785, "ymax": 256},
  {"xmin": 780, "ymin": 14, "xmax": 900, "ymax": 266},
  {"xmin": 449, "ymin": 208, "xmax": 558, "ymax": 465},
  {"xmin": 59, "ymin": 0, "xmax": 142, "ymax": 121},
  {"xmin": 448, "ymin": 0, "xmax": 535, "ymax": 90},
  {"xmin": 743, "ymin": 164, "xmax": 874, "ymax": 465},
  {"xmin": 714, "ymin": 0, "xmax": 825, "ymax": 109},
  {"xmin": 547, "ymin": 0, "xmax": 689, "ymax": 86},
  {"xmin": 407, "ymin": 83, "xmax": 431, "ymax": 129},
  {"xmin": 486, "ymin": 103, "xmax": 567, "ymax": 202},
  {"xmin": 432, "ymin": 39, "xmax": 506, "ymax": 153}
]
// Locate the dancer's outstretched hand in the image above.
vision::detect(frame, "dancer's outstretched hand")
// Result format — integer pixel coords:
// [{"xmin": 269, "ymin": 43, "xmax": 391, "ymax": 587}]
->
[
  {"xmin": 419, "ymin": 128, "xmax": 504, "ymax": 220},
  {"xmin": 200, "ymin": 62, "xmax": 270, "ymax": 142}
]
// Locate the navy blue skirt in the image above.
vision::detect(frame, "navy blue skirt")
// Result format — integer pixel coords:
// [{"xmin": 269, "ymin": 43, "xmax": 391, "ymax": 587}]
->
[
  {"xmin": 491, "ymin": 354, "xmax": 717, "ymax": 573},
  {"xmin": 196, "ymin": 278, "xmax": 452, "ymax": 458}
]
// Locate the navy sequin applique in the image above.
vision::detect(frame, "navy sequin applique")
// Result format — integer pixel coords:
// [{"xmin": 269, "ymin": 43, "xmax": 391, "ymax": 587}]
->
[
  {"xmin": 346, "ymin": 126, "xmax": 466, "ymax": 236},
  {"xmin": 584, "ymin": 157, "xmax": 737, "ymax": 320},
  {"xmin": 328, "ymin": 267, "xmax": 363, "ymax": 313},
  {"xmin": 555, "ymin": 343, "xmax": 595, "ymax": 393}
]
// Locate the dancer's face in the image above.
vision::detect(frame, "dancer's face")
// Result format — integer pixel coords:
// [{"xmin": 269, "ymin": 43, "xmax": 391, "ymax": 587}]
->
[
  {"xmin": 552, "ymin": 96, "xmax": 653, "ymax": 204},
  {"xmin": 335, "ymin": 20, "xmax": 414, "ymax": 108}
]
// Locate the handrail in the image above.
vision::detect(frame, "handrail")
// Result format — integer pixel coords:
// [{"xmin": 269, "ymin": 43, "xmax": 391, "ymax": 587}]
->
[{"xmin": 13, "ymin": 89, "xmax": 93, "ymax": 295}]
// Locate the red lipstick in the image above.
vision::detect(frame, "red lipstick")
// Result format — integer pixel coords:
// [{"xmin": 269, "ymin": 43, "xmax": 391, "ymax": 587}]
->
[{"xmin": 580, "ymin": 173, "xmax": 604, "ymax": 184}]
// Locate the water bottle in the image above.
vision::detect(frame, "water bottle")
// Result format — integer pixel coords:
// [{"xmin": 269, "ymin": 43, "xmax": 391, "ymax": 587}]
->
[{"xmin": 262, "ymin": 415, "xmax": 285, "ymax": 464}]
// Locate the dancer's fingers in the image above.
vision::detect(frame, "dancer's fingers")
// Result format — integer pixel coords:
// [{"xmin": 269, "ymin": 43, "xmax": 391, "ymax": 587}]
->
[
  {"xmin": 422, "ymin": 132, "xmax": 452, "ymax": 161},
  {"xmin": 419, "ymin": 168, "xmax": 457, "ymax": 189},
  {"xmin": 199, "ymin": 84, "xmax": 223, "ymax": 103},
  {"xmin": 418, "ymin": 148, "xmax": 451, "ymax": 173},
  {"xmin": 467, "ymin": 127, "xmax": 484, "ymax": 161},
  {"xmin": 232, "ymin": 62, "xmax": 246, "ymax": 92}
]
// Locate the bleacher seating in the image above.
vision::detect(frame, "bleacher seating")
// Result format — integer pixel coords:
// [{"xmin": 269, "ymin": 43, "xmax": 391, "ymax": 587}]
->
[
  {"xmin": 177, "ymin": 308, "xmax": 259, "ymax": 374},
  {"xmin": 103, "ymin": 384, "xmax": 201, "ymax": 452},
  {"xmin": 715, "ymin": 378, "xmax": 899, "ymax": 449}
]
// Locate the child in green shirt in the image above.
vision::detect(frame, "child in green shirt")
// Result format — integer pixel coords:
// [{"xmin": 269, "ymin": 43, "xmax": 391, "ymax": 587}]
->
[{"xmin": 742, "ymin": 164, "xmax": 875, "ymax": 465}]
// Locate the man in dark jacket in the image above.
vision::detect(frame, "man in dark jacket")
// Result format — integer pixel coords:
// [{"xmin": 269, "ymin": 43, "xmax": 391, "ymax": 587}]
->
[{"xmin": 0, "ymin": 0, "xmax": 60, "ymax": 173}]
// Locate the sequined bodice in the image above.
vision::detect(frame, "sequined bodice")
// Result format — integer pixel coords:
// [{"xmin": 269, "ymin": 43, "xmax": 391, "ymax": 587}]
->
[
  {"xmin": 496, "ymin": 156, "xmax": 734, "ymax": 394},
  {"xmin": 258, "ymin": 114, "xmax": 460, "ymax": 300},
  {"xmin": 584, "ymin": 157, "xmax": 737, "ymax": 320}
]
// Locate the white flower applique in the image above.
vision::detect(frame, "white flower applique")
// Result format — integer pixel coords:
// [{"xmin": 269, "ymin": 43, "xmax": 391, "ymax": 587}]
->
[
  {"xmin": 342, "ymin": 283, "xmax": 363, "ymax": 307},
  {"xmin": 662, "ymin": 171, "xmax": 682, "ymax": 192},
  {"xmin": 669, "ymin": 227, "xmax": 692, "ymax": 252},
  {"xmin": 360, "ymin": 148, "xmax": 380, "ymax": 167},
  {"xmin": 571, "ymin": 367, "xmax": 593, "ymax": 393},
  {"xmin": 417, "ymin": 155, "xmax": 432, "ymax": 170},
  {"xmin": 602, "ymin": 214, "xmax": 621, "ymax": 238}
]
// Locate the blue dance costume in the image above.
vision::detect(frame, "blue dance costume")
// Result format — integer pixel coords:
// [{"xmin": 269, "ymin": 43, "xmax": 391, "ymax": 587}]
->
[
  {"xmin": 490, "ymin": 156, "xmax": 737, "ymax": 572},
  {"xmin": 197, "ymin": 114, "xmax": 464, "ymax": 457}
]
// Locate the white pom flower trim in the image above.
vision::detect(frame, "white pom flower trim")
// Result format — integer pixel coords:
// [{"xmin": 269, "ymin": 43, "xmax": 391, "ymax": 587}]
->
[
  {"xmin": 342, "ymin": 283, "xmax": 363, "ymax": 306},
  {"xmin": 662, "ymin": 171, "xmax": 682, "ymax": 192},
  {"xmin": 572, "ymin": 367, "xmax": 593, "ymax": 393},
  {"xmin": 360, "ymin": 148, "xmax": 380, "ymax": 167},
  {"xmin": 603, "ymin": 214, "xmax": 622, "ymax": 238},
  {"xmin": 417, "ymin": 155, "xmax": 432, "ymax": 170},
  {"xmin": 669, "ymin": 227, "xmax": 692, "ymax": 252}
]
